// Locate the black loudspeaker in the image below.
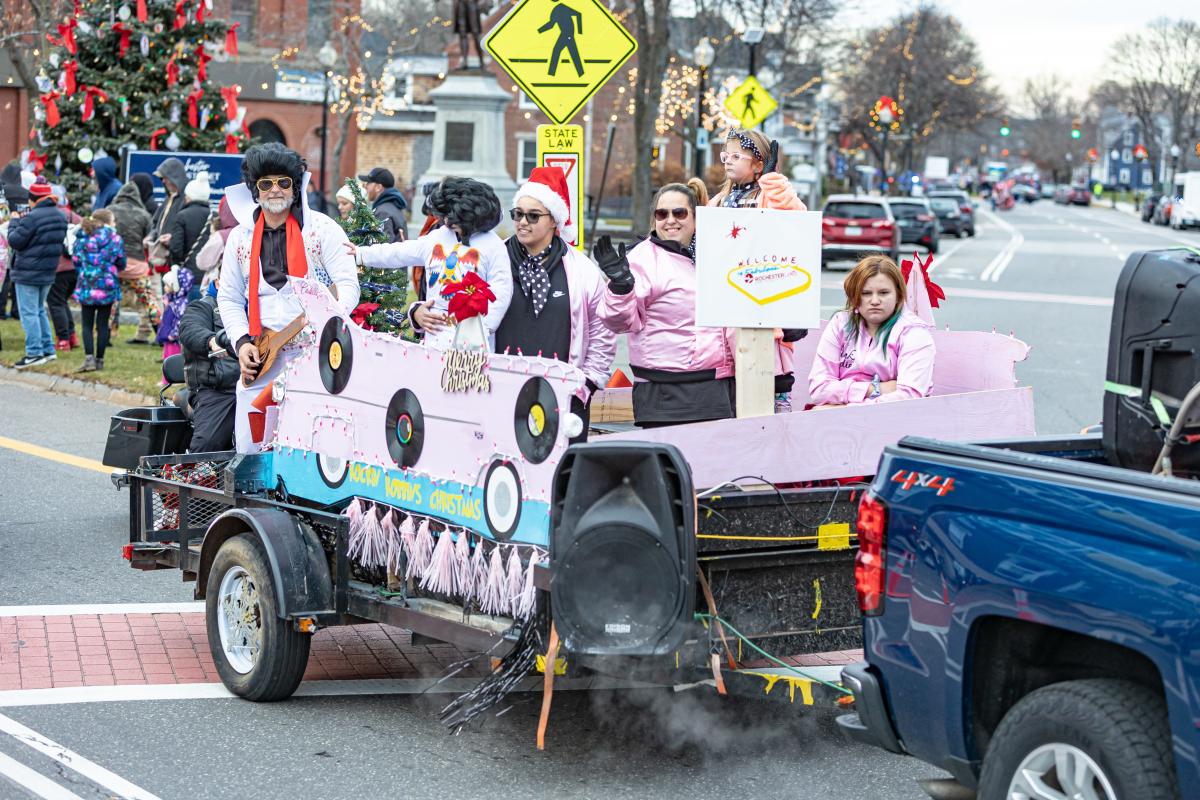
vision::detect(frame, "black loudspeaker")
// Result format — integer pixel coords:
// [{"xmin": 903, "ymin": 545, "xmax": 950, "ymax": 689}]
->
[
  {"xmin": 550, "ymin": 442, "xmax": 695, "ymax": 656},
  {"xmin": 1104, "ymin": 249, "xmax": 1200, "ymax": 474}
]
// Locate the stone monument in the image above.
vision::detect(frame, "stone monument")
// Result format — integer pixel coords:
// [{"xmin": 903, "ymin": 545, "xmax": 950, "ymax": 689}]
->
[{"xmin": 412, "ymin": 71, "xmax": 519, "ymax": 238}]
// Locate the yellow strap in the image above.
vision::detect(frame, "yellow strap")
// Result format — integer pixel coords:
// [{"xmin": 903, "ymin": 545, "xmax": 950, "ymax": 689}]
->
[{"xmin": 1104, "ymin": 381, "xmax": 1172, "ymax": 427}]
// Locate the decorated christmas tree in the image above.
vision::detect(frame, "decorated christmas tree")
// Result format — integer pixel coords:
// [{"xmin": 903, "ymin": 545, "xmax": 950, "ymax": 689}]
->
[
  {"xmin": 339, "ymin": 179, "xmax": 413, "ymax": 339},
  {"xmin": 32, "ymin": 0, "xmax": 247, "ymax": 205}
]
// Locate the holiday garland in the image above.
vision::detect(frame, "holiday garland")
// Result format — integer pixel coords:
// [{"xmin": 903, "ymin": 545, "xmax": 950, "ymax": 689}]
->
[{"xmin": 338, "ymin": 178, "xmax": 414, "ymax": 339}]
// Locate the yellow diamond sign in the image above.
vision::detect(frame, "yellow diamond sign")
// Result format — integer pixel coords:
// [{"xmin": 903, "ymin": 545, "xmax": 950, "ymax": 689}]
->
[
  {"xmin": 724, "ymin": 75, "xmax": 777, "ymax": 130},
  {"xmin": 485, "ymin": 0, "xmax": 637, "ymax": 125}
]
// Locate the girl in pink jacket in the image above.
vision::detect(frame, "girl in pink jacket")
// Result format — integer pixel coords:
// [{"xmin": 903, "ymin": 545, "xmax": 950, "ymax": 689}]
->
[
  {"xmin": 808, "ymin": 255, "xmax": 936, "ymax": 406},
  {"xmin": 595, "ymin": 178, "xmax": 736, "ymax": 427}
]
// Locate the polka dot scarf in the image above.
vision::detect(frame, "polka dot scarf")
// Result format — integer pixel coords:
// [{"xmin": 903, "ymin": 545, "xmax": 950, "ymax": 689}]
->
[{"xmin": 508, "ymin": 236, "xmax": 565, "ymax": 318}]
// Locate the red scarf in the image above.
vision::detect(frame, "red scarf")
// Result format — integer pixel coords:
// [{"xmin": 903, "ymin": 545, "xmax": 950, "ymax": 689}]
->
[{"xmin": 247, "ymin": 211, "xmax": 308, "ymax": 336}]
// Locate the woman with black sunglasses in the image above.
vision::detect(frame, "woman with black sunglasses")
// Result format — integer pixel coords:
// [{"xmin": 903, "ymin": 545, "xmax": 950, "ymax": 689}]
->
[{"xmin": 592, "ymin": 178, "xmax": 738, "ymax": 428}]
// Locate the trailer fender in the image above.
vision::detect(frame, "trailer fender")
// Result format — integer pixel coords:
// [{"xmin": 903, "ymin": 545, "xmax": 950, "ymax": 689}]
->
[{"xmin": 196, "ymin": 508, "xmax": 334, "ymax": 620}]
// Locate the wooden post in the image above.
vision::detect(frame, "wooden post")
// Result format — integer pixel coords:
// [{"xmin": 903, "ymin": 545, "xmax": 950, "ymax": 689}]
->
[{"xmin": 735, "ymin": 328, "xmax": 776, "ymax": 418}]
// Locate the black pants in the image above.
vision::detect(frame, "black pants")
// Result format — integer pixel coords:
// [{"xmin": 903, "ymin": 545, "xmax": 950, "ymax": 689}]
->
[
  {"xmin": 189, "ymin": 388, "xmax": 236, "ymax": 453},
  {"xmin": 47, "ymin": 270, "xmax": 77, "ymax": 340},
  {"xmin": 0, "ymin": 274, "xmax": 17, "ymax": 318},
  {"xmin": 80, "ymin": 303, "xmax": 113, "ymax": 358}
]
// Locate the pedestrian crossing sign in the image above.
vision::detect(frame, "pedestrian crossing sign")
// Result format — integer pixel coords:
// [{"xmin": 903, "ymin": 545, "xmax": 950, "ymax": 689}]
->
[
  {"xmin": 724, "ymin": 75, "xmax": 777, "ymax": 130},
  {"xmin": 484, "ymin": 0, "xmax": 637, "ymax": 125}
]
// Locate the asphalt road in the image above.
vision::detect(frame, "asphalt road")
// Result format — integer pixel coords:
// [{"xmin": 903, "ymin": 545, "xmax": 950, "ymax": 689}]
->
[{"xmin": 0, "ymin": 201, "xmax": 1196, "ymax": 800}]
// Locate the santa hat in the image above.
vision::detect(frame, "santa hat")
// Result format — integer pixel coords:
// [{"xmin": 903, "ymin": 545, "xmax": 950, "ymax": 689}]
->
[{"xmin": 512, "ymin": 166, "xmax": 574, "ymax": 242}]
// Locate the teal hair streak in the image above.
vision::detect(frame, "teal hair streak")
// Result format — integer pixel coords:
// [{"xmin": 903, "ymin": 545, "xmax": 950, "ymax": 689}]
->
[{"xmin": 845, "ymin": 308, "xmax": 903, "ymax": 350}]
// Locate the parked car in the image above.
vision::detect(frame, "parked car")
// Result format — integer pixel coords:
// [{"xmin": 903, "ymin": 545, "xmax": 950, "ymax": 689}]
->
[
  {"xmin": 1154, "ymin": 194, "xmax": 1175, "ymax": 225},
  {"xmin": 1012, "ymin": 184, "xmax": 1039, "ymax": 203},
  {"xmin": 1069, "ymin": 185, "xmax": 1092, "ymax": 205},
  {"xmin": 1170, "ymin": 173, "xmax": 1199, "ymax": 230},
  {"xmin": 1054, "ymin": 185, "xmax": 1072, "ymax": 204},
  {"xmin": 820, "ymin": 195, "xmax": 900, "ymax": 264},
  {"xmin": 1141, "ymin": 193, "xmax": 1160, "ymax": 222},
  {"xmin": 926, "ymin": 190, "xmax": 975, "ymax": 236},
  {"xmin": 928, "ymin": 195, "xmax": 966, "ymax": 238},
  {"xmin": 1040, "ymin": 183, "xmax": 1058, "ymax": 199},
  {"xmin": 887, "ymin": 197, "xmax": 939, "ymax": 254}
]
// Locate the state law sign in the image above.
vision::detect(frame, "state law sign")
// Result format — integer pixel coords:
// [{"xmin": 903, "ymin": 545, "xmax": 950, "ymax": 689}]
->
[
  {"xmin": 694, "ymin": 207, "xmax": 822, "ymax": 329},
  {"xmin": 484, "ymin": 0, "xmax": 637, "ymax": 125}
]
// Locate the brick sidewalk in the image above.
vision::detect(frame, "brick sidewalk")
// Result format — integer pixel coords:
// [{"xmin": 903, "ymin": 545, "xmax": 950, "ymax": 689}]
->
[{"xmin": 0, "ymin": 612, "xmax": 483, "ymax": 691}]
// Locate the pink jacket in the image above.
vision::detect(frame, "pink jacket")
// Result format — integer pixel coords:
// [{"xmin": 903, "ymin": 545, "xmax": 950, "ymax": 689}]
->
[
  {"xmin": 598, "ymin": 239, "xmax": 732, "ymax": 379},
  {"xmin": 808, "ymin": 309, "xmax": 935, "ymax": 405}
]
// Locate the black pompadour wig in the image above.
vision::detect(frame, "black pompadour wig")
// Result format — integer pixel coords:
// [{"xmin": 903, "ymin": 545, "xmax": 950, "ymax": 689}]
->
[
  {"xmin": 241, "ymin": 143, "xmax": 307, "ymax": 203},
  {"xmin": 426, "ymin": 177, "xmax": 501, "ymax": 239}
]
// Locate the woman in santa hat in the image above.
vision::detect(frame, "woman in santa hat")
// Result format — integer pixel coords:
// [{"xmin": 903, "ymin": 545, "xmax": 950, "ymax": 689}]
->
[{"xmin": 497, "ymin": 166, "xmax": 616, "ymax": 441}]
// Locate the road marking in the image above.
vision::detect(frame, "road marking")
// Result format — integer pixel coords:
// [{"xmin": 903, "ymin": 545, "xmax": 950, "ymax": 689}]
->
[
  {"xmin": 0, "ymin": 750, "xmax": 85, "ymax": 800},
  {"xmin": 978, "ymin": 210, "xmax": 1024, "ymax": 282},
  {"xmin": 925, "ymin": 238, "xmax": 968, "ymax": 272},
  {"xmin": 0, "ymin": 436, "xmax": 111, "ymax": 476},
  {"xmin": 944, "ymin": 287, "xmax": 1111, "ymax": 307},
  {"xmin": 0, "ymin": 713, "xmax": 162, "ymax": 800},
  {"xmin": 0, "ymin": 602, "xmax": 205, "ymax": 618}
]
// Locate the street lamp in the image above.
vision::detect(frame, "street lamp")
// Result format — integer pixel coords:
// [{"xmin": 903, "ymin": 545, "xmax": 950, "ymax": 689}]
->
[
  {"xmin": 1170, "ymin": 143, "xmax": 1182, "ymax": 188},
  {"xmin": 692, "ymin": 37, "xmax": 714, "ymax": 178},
  {"xmin": 317, "ymin": 40, "xmax": 337, "ymax": 214},
  {"xmin": 741, "ymin": 27, "xmax": 764, "ymax": 77},
  {"xmin": 876, "ymin": 96, "xmax": 895, "ymax": 193}
]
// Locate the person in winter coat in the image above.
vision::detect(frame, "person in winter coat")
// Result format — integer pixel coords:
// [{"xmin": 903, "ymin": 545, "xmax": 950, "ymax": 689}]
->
[
  {"xmin": 109, "ymin": 181, "xmax": 158, "ymax": 344},
  {"xmin": 166, "ymin": 173, "xmax": 212, "ymax": 295},
  {"xmin": 46, "ymin": 202, "xmax": 82, "ymax": 352},
  {"xmin": 349, "ymin": 176, "xmax": 511, "ymax": 350},
  {"xmin": 0, "ymin": 181, "xmax": 29, "ymax": 319},
  {"xmin": 194, "ymin": 197, "xmax": 237, "ymax": 291},
  {"xmin": 71, "ymin": 210, "xmax": 124, "ymax": 371},
  {"xmin": 497, "ymin": 167, "xmax": 615, "ymax": 442},
  {"xmin": 146, "ymin": 158, "xmax": 187, "ymax": 270},
  {"xmin": 594, "ymin": 178, "xmax": 735, "ymax": 427},
  {"xmin": 359, "ymin": 167, "xmax": 407, "ymax": 242},
  {"xmin": 7, "ymin": 179, "xmax": 68, "ymax": 368},
  {"xmin": 90, "ymin": 156, "xmax": 122, "ymax": 211},
  {"xmin": 129, "ymin": 172, "xmax": 160, "ymax": 216},
  {"xmin": 178, "ymin": 279, "xmax": 238, "ymax": 452}
]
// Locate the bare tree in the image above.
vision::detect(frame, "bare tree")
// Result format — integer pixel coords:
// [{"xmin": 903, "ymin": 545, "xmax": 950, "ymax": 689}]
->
[
  {"xmin": 1021, "ymin": 74, "xmax": 1083, "ymax": 183},
  {"xmin": 629, "ymin": 0, "xmax": 672, "ymax": 231}
]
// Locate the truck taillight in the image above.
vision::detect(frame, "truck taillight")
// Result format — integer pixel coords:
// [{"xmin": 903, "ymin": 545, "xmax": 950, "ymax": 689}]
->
[{"xmin": 855, "ymin": 493, "xmax": 888, "ymax": 615}]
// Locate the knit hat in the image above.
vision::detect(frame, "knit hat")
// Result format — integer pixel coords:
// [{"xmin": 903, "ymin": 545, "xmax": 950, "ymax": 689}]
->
[
  {"xmin": 28, "ymin": 178, "xmax": 54, "ymax": 201},
  {"xmin": 335, "ymin": 183, "xmax": 356, "ymax": 204},
  {"xmin": 185, "ymin": 172, "xmax": 211, "ymax": 203},
  {"xmin": 512, "ymin": 166, "xmax": 574, "ymax": 241}
]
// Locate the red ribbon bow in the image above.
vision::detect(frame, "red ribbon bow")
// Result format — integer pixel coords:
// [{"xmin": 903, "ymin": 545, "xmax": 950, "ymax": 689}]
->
[
  {"xmin": 220, "ymin": 86, "xmax": 239, "ymax": 121},
  {"xmin": 350, "ymin": 302, "xmax": 380, "ymax": 329},
  {"xmin": 173, "ymin": 0, "xmax": 186, "ymax": 29},
  {"xmin": 166, "ymin": 57, "xmax": 179, "ymax": 87},
  {"xmin": 136, "ymin": 0, "xmax": 147, "ymax": 22},
  {"xmin": 62, "ymin": 60, "xmax": 77, "ymax": 96},
  {"xmin": 225, "ymin": 23, "xmax": 239, "ymax": 57},
  {"xmin": 195, "ymin": 0, "xmax": 206, "ymax": 23},
  {"xmin": 81, "ymin": 85, "xmax": 107, "ymax": 122},
  {"xmin": 225, "ymin": 132, "xmax": 241, "ymax": 154},
  {"xmin": 47, "ymin": 18, "xmax": 78, "ymax": 55},
  {"xmin": 149, "ymin": 127, "xmax": 168, "ymax": 150},
  {"xmin": 440, "ymin": 272, "xmax": 496, "ymax": 323},
  {"xmin": 27, "ymin": 149, "xmax": 47, "ymax": 174},
  {"xmin": 112, "ymin": 22, "xmax": 132, "ymax": 58},
  {"xmin": 195, "ymin": 45, "xmax": 212, "ymax": 82},
  {"xmin": 40, "ymin": 91, "xmax": 61, "ymax": 128},
  {"xmin": 900, "ymin": 252, "xmax": 945, "ymax": 309},
  {"xmin": 186, "ymin": 88, "xmax": 204, "ymax": 128}
]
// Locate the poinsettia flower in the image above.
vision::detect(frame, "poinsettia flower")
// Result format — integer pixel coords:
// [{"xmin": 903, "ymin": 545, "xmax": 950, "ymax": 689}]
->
[
  {"xmin": 440, "ymin": 272, "xmax": 496, "ymax": 322},
  {"xmin": 351, "ymin": 302, "xmax": 379, "ymax": 329}
]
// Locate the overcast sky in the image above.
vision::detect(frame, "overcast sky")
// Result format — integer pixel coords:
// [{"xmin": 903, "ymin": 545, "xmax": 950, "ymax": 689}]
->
[{"xmin": 837, "ymin": 0, "xmax": 1191, "ymax": 104}]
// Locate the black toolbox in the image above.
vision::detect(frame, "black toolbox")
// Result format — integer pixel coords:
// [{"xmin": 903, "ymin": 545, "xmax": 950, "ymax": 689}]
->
[{"xmin": 102, "ymin": 406, "xmax": 192, "ymax": 469}]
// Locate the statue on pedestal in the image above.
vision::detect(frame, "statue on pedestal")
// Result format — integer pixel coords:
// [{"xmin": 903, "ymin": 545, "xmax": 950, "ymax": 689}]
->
[{"xmin": 453, "ymin": 0, "xmax": 485, "ymax": 70}]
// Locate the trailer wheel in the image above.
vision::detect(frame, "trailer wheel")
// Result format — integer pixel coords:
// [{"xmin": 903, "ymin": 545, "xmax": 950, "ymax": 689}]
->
[
  {"xmin": 978, "ymin": 679, "xmax": 1179, "ymax": 800},
  {"xmin": 206, "ymin": 533, "xmax": 310, "ymax": 701}
]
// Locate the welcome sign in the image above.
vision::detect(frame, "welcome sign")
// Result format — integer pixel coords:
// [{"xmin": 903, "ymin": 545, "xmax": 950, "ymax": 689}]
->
[{"xmin": 695, "ymin": 206, "xmax": 822, "ymax": 329}]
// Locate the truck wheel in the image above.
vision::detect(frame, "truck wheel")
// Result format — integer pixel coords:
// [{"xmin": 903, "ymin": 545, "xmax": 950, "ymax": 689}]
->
[
  {"xmin": 206, "ymin": 533, "xmax": 310, "ymax": 701},
  {"xmin": 978, "ymin": 679, "xmax": 1179, "ymax": 800}
]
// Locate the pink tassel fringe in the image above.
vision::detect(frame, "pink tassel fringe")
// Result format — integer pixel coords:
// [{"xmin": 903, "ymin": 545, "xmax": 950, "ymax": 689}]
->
[
  {"xmin": 479, "ymin": 544, "xmax": 508, "ymax": 616},
  {"xmin": 420, "ymin": 525, "xmax": 457, "ymax": 595},
  {"xmin": 469, "ymin": 537, "xmax": 488, "ymax": 608},
  {"xmin": 505, "ymin": 548, "xmax": 524, "ymax": 614},
  {"xmin": 454, "ymin": 529, "xmax": 472, "ymax": 603},
  {"xmin": 514, "ymin": 550, "xmax": 540, "ymax": 619},
  {"xmin": 407, "ymin": 518, "xmax": 433, "ymax": 580}
]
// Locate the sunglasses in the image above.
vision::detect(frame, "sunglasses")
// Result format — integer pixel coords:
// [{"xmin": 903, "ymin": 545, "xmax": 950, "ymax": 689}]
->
[
  {"xmin": 653, "ymin": 207, "xmax": 691, "ymax": 221},
  {"xmin": 510, "ymin": 208, "xmax": 548, "ymax": 224},
  {"xmin": 255, "ymin": 177, "xmax": 294, "ymax": 193}
]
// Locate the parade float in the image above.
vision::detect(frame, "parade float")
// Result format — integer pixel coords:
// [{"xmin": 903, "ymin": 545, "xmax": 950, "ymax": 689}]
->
[{"xmin": 105, "ymin": 240, "xmax": 1032, "ymax": 743}]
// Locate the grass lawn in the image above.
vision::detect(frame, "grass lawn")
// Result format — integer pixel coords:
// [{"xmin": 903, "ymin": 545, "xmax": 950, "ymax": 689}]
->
[{"xmin": 0, "ymin": 317, "xmax": 165, "ymax": 398}]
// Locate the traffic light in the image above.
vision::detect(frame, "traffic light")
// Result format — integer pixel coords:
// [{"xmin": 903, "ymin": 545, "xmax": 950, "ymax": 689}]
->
[
  {"xmin": 1071, "ymin": 118, "xmax": 1082, "ymax": 139},
  {"xmin": 999, "ymin": 120, "xmax": 1010, "ymax": 137}
]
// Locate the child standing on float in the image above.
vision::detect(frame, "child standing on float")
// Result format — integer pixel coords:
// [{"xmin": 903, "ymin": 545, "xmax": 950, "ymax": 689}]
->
[
  {"xmin": 709, "ymin": 128, "xmax": 809, "ymax": 413},
  {"xmin": 348, "ymin": 177, "xmax": 512, "ymax": 349}
]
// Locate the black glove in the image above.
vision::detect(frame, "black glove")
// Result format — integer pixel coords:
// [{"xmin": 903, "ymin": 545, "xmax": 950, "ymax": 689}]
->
[
  {"xmin": 592, "ymin": 235, "xmax": 634, "ymax": 294},
  {"xmin": 781, "ymin": 328, "xmax": 808, "ymax": 343},
  {"xmin": 763, "ymin": 140, "xmax": 780, "ymax": 175}
]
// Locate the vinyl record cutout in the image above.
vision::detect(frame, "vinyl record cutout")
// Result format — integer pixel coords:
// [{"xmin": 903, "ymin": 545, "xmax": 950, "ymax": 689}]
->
[
  {"xmin": 385, "ymin": 389, "xmax": 424, "ymax": 468},
  {"xmin": 319, "ymin": 317, "xmax": 354, "ymax": 395},
  {"xmin": 483, "ymin": 460, "xmax": 522, "ymax": 541},
  {"xmin": 514, "ymin": 377, "xmax": 558, "ymax": 464}
]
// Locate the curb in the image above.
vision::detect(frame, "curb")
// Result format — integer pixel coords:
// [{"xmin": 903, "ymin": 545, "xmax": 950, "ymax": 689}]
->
[{"xmin": 0, "ymin": 364, "xmax": 156, "ymax": 407}]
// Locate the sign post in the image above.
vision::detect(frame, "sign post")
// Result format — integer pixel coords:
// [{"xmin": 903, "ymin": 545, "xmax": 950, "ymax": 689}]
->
[
  {"xmin": 694, "ymin": 206, "xmax": 823, "ymax": 418},
  {"xmin": 536, "ymin": 124, "xmax": 585, "ymax": 251},
  {"xmin": 723, "ymin": 75, "xmax": 778, "ymax": 131}
]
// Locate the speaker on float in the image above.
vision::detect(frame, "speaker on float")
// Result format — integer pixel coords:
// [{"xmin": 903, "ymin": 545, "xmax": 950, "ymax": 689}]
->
[
  {"xmin": 1103, "ymin": 249, "xmax": 1200, "ymax": 475},
  {"xmin": 550, "ymin": 442, "xmax": 695, "ymax": 656}
]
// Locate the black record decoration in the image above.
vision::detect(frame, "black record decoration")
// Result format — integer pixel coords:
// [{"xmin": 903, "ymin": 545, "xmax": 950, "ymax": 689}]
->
[
  {"xmin": 385, "ymin": 389, "xmax": 425, "ymax": 468},
  {"xmin": 514, "ymin": 377, "xmax": 559, "ymax": 464},
  {"xmin": 319, "ymin": 317, "xmax": 354, "ymax": 395}
]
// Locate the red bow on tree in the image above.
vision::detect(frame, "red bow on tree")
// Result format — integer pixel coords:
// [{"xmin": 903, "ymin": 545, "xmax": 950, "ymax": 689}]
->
[
  {"xmin": 112, "ymin": 22, "xmax": 132, "ymax": 58},
  {"xmin": 62, "ymin": 60, "xmax": 77, "ymax": 95},
  {"xmin": 136, "ymin": 0, "xmax": 147, "ymax": 22},
  {"xmin": 173, "ymin": 0, "xmax": 186, "ymax": 29},
  {"xmin": 900, "ymin": 252, "xmax": 945, "ymax": 308},
  {"xmin": 81, "ymin": 85, "xmax": 107, "ymax": 122},
  {"xmin": 225, "ymin": 132, "xmax": 241, "ymax": 153},
  {"xmin": 440, "ymin": 272, "xmax": 496, "ymax": 323},
  {"xmin": 40, "ymin": 92, "xmax": 61, "ymax": 128},
  {"xmin": 149, "ymin": 127, "xmax": 168, "ymax": 150},
  {"xmin": 350, "ymin": 302, "xmax": 380, "ymax": 329},
  {"xmin": 166, "ymin": 57, "xmax": 180, "ymax": 87},
  {"xmin": 26, "ymin": 149, "xmax": 47, "ymax": 174},
  {"xmin": 220, "ymin": 86, "xmax": 239, "ymax": 120},
  {"xmin": 195, "ymin": 0, "xmax": 206, "ymax": 22},
  {"xmin": 47, "ymin": 19, "xmax": 78, "ymax": 55},
  {"xmin": 186, "ymin": 87, "xmax": 204, "ymax": 128},
  {"xmin": 195, "ymin": 45, "xmax": 212, "ymax": 81},
  {"xmin": 225, "ymin": 23, "xmax": 239, "ymax": 57}
]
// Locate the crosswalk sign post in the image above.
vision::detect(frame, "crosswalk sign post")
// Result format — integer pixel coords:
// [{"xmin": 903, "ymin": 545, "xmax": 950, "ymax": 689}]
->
[
  {"xmin": 536, "ymin": 124, "xmax": 585, "ymax": 251},
  {"xmin": 724, "ymin": 75, "xmax": 777, "ymax": 130},
  {"xmin": 485, "ymin": 0, "xmax": 637, "ymax": 125}
]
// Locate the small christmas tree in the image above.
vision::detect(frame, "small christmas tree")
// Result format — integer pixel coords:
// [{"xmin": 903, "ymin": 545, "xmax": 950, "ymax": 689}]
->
[
  {"xmin": 339, "ymin": 179, "xmax": 412, "ymax": 339},
  {"xmin": 32, "ymin": 0, "xmax": 247, "ymax": 205}
]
